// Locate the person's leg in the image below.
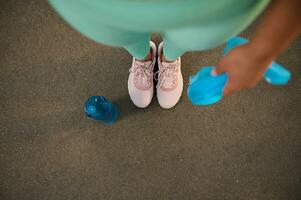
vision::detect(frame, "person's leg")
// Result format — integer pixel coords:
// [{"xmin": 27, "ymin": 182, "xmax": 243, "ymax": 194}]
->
[
  {"xmin": 123, "ymin": 34, "xmax": 151, "ymax": 61},
  {"xmin": 161, "ymin": 34, "xmax": 186, "ymax": 62},
  {"xmin": 155, "ymin": 33, "xmax": 185, "ymax": 109},
  {"xmin": 161, "ymin": 16, "xmax": 259, "ymax": 60}
]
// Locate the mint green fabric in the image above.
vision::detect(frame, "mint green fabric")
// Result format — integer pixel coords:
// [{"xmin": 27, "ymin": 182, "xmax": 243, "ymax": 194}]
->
[{"xmin": 49, "ymin": 0, "xmax": 270, "ymax": 60}]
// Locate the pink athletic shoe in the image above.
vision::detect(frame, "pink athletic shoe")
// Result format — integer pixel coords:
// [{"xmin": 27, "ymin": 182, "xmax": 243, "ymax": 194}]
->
[
  {"xmin": 155, "ymin": 42, "xmax": 183, "ymax": 109},
  {"xmin": 128, "ymin": 41, "xmax": 157, "ymax": 108}
]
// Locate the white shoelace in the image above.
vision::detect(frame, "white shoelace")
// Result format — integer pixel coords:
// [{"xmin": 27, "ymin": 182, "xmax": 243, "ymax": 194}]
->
[
  {"xmin": 129, "ymin": 62, "xmax": 153, "ymax": 82},
  {"xmin": 154, "ymin": 63, "xmax": 177, "ymax": 89}
]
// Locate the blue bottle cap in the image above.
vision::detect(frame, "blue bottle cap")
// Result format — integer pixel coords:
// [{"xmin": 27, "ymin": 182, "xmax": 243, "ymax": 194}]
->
[
  {"xmin": 84, "ymin": 96, "xmax": 106, "ymax": 119},
  {"xmin": 87, "ymin": 105, "xmax": 96, "ymax": 115}
]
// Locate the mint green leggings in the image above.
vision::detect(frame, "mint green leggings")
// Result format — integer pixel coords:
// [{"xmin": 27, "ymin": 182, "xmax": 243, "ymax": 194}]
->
[{"xmin": 49, "ymin": 0, "xmax": 270, "ymax": 60}]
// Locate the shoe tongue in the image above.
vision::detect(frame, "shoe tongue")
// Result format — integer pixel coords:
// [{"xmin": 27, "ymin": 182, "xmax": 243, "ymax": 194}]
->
[
  {"xmin": 160, "ymin": 60, "xmax": 178, "ymax": 88},
  {"xmin": 161, "ymin": 63, "xmax": 176, "ymax": 86},
  {"xmin": 136, "ymin": 60, "xmax": 152, "ymax": 67},
  {"xmin": 162, "ymin": 61, "xmax": 177, "ymax": 68}
]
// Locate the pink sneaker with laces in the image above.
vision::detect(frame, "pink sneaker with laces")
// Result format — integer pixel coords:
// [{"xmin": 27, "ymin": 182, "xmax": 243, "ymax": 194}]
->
[
  {"xmin": 128, "ymin": 41, "xmax": 157, "ymax": 108},
  {"xmin": 155, "ymin": 42, "xmax": 183, "ymax": 109}
]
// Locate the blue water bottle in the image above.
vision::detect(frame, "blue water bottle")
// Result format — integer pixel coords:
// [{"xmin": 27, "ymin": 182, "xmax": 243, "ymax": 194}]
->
[
  {"xmin": 84, "ymin": 96, "xmax": 119, "ymax": 125},
  {"xmin": 187, "ymin": 36, "xmax": 291, "ymax": 106}
]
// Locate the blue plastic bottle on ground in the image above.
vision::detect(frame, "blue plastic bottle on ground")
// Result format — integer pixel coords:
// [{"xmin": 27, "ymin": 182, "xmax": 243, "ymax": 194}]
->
[{"xmin": 84, "ymin": 96, "xmax": 119, "ymax": 125}]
